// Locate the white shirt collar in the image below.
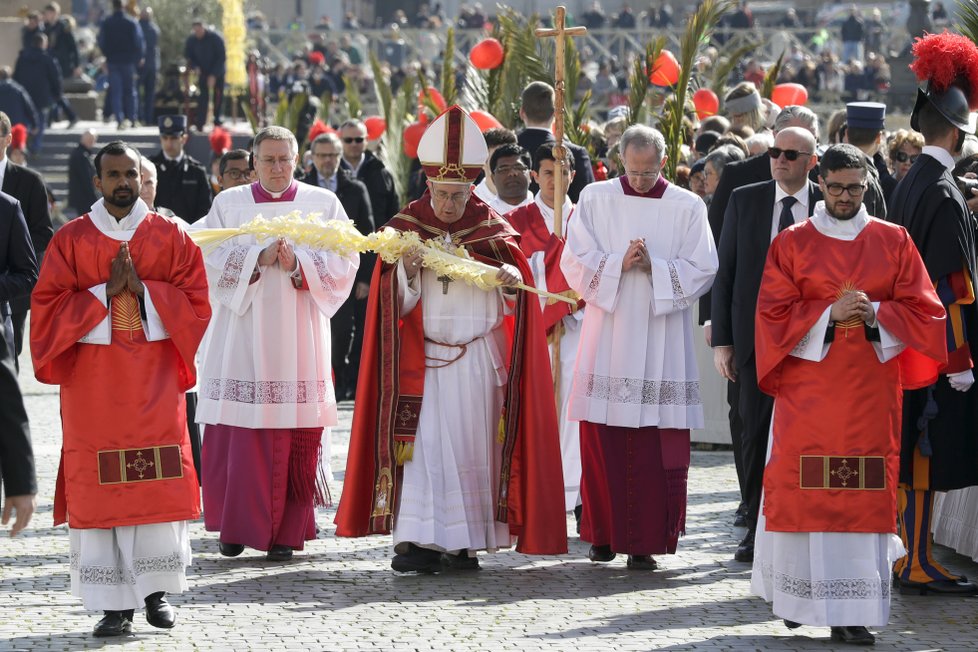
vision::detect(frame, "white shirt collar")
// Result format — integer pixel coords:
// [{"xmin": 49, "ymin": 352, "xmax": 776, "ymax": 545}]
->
[
  {"xmin": 0, "ymin": 158, "xmax": 7, "ymax": 189},
  {"xmin": 489, "ymin": 192, "xmax": 532, "ymax": 214},
  {"xmin": 88, "ymin": 198, "xmax": 150, "ymax": 239},
  {"xmin": 344, "ymin": 154, "xmax": 365, "ymax": 174},
  {"xmin": 774, "ymin": 182, "xmax": 810, "ymax": 209},
  {"xmin": 810, "ymin": 200, "xmax": 870, "ymax": 240},
  {"xmin": 164, "ymin": 152, "xmax": 184, "ymax": 164},
  {"xmin": 533, "ymin": 191, "xmax": 572, "ymax": 229},
  {"xmin": 259, "ymin": 181, "xmax": 288, "ymax": 198},
  {"xmin": 922, "ymin": 145, "xmax": 955, "ymax": 171}
]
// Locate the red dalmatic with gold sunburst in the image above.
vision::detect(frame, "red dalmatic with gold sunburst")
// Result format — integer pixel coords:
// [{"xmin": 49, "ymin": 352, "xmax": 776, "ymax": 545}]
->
[{"xmin": 754, "ymin": 219, "xmax": 946, "ymax": 533}]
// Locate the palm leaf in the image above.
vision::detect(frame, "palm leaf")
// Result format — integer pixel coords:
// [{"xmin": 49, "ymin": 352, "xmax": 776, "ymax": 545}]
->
[
  {"xmin": 761, "ymin": 50, "xmax": 786, "ymax": 99},
  {"xmin": 369, "ymin": 52, "xmax": 392, "ymax": 124},
  {"xmin": 956, "ymin": 0, "xmax": 978, "ymax": 44},
  {"xmin": 496, "ymin": 9, "xmax": 553, "ymax": 128},
  {"xmin": 709, "ymin": 35, "xmax": 764, "ymax": 97},
  {"xmin": 660, "ymin": 0, "xmax": 735, "ymax": 181},
  {"xmin": 627, "ymin": 38, "xmax": 665, "ymax": 126},
  {"xmin": 441, "ymin": 27, "xmax": 458, "ymax": 107},
  {"xmin": 566, "ymin": 90, "xmax": 593, "ymax": 152},
  {"xmin": 343, "ymin": 73, "xmax": 362, "ymax": 120}
]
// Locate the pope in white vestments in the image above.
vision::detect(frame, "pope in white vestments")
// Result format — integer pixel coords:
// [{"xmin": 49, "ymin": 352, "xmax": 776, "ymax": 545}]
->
[
  {"xmin": 561, "ymin": 125, "xmax": 717, "ymax": 570},
  {"xmin": 196, "ymin": 127, "xmax": 358, "ymax": 562}
]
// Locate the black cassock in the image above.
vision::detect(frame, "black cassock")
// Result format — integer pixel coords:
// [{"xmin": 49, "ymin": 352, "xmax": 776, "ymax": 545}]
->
[{"xmin": 888, "ymin": 152, "xmax": 978, "ymax": 491}]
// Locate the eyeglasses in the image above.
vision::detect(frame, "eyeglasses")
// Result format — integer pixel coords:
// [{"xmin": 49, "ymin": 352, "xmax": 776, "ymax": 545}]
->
[
  {"xmin": 494, "ymin": 164, "xmax": 529, "ymax": 175},
  {"xmin": 768, "ymin": 147, "xmax": 813, "ymax": 161},
  {"xmin": 824, "ymin": 183, "xmax": 867, "ymax": 197},
  {"xmin": 432, "ymin": 190, "xmax": 469, "ymax": 204},
  {"xmin": 624, "ymin": 170, "xmax": 660, "ymax": 179},
  {"xmin": 223, "ymin": 169, "xmax": 251, "ymax": 179},
  {"xmin": 343, "ymin": 137, "xmax": 365, "ymax": 144},
  {"xmin": 893, "ymin": 151, "xmax": 919, "ymax": 164}
]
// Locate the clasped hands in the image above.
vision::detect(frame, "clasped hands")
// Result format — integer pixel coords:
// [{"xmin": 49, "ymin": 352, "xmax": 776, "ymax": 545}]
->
[
  {"xmin": 401, "ymin": 247, "xmax": 520, "ymax": 288},
  {"xmin": 622, "ymin": 238, "xmax": 652, "ymax": 273},
  {"xmin": 258, "ymin": 237, "xmax": 298, "ymax": 272},
  {"xmin": 830, "ymin": 289, "xmax": 875, "ymax": 325},
  {"xmin": 105, "ymin": 242, "xmax": 144, "ymax": 298}
]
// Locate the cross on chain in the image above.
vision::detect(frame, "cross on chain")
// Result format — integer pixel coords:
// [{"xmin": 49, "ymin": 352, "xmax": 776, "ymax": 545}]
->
[{"xmin": 437, "ymin": 274, "xmax": 453, "ymax": 294}]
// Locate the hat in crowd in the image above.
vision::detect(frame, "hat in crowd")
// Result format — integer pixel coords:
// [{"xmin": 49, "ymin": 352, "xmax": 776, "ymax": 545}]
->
[
  {"xmin": 690, "ymin": 158, "xmax": 706, "ymax": 175},
  {"xmin": 694, "ymin": 130, "xmax": 721, "ymax": 155},
  {"xmin": 846, "ymin": 102, "xmax": 886, "ymax": 131},
  {"xmin": 607, "ymin": 105, "xmax": 629, "ymax": 121},
  {"xmin": 417, "ymin": 105, "xmax": 487, "ymax": 184},
  {"xmin": 909, "ymin": 32, "xmax": 978, "ymax": 134},
  {"xmin": 158, "ymin": 115, "xmax": 187, "ymax": 135}
]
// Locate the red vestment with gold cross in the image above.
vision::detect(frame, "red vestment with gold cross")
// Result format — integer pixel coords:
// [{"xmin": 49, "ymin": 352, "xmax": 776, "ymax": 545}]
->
[
  {"xmin": 755, "ymin": 219, "xmax": 946, "ymax": 533},
  {"xmin": 31, "ymin": 212, "xmax": 211, "ymax": 529}
]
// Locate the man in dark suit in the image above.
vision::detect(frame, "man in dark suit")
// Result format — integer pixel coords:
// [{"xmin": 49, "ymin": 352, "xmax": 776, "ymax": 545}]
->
[
  {"xmin": 711, "ymin": 126, "xmax": 822, "ymax": 563},
  {"xmin": 184, "ymin": 20, "xmax": 226, "ymax": 130},
  {"xmin": 67, "ymin": 128, "xmax": 98, "ymax": 216},
  {"xmin": 339, "ymin": 119, "xmax": 399, "ymax": 226},
  {"xmin": 304, "ymin": 131, "xmax": 374, "ymax": 399},
  {"xmin": 149, "ymin": 114, "xmax": 212, "ymax": 223},
  {"xmin": 516, "ymin": 81, "xmax": 595, "ymax": 203},
  {"xmin": 0, "ymin": 190, "xmax": 39, "ymax": 537},
  {"xmin": 1, "ymin": 112, "xmax": 53, "ymax": 358},
  {"xmin": 137, "ymin": 7, "xmax": 161, "ymax": 126}
]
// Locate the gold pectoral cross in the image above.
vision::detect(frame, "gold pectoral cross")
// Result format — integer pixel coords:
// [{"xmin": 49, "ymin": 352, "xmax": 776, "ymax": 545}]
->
[{"xmin": 437, "ymin": 274, "xmax": 453, "ymax": 294}]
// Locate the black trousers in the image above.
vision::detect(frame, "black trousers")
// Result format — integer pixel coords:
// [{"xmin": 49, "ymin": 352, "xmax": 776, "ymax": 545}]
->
[
  {"xmin": 0, "ymin": 312, "xmax": 35, "ymax": 496},
  {"xmin": 186, "ymin": 392, "xmax": 201, "ymax": 483},
  {"xmin": 195, "ymin": 73, "xmax": 225, "ymax": 129},
  {"xmin": 726, "ymin": 378, "xmax": 746, "ymax": 509},
  {"xmin": 330, "ymin": 296, "xmax": 356, "ymax": 398},
  {"xmin": 737, "ymin": 357, "xmax": 774, "ymax": 530},
  {"xmin": 10, "ymin": 311, "xmax": 27, "ymax": 370},
  {"xmin": 347, "ymin": 296, "xmax": 367, "ymax": 393}
]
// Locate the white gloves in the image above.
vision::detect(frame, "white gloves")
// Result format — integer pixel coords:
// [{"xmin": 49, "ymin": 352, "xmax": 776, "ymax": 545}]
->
[{"xmin": 947, "ymin": 369, "xmax": 975, "ymax": 392}]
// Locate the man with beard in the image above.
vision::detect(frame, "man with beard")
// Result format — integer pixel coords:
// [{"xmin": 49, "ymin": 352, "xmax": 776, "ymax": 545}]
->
[
  {"xmin": 751, "ymin": 144, "xmax": 946, "ymax": 645},
  {"xmin": 30, "ymin": 141, "xmax": 211, "ymax": 636}
]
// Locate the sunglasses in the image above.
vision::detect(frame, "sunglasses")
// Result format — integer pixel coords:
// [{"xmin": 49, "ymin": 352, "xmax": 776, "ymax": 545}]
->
[
  {"xmin": 893, "ymin": 151, "xmax": 918, "ymax": 164},
  {"xmin": 768, "ymin": 147, "xmax": 813, "ymax": 161},
  {"xmin": 343, "ymin": 137, "xmax": 365, "ymax": 144}
]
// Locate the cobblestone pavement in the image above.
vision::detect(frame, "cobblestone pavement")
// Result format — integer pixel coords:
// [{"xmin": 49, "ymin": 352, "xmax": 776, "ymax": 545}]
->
[{"xmin": 3, "ymin": 347, "xmax": 977, "ymax": 651}]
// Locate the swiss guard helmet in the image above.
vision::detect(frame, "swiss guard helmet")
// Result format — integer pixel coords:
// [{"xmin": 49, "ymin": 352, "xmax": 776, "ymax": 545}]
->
[{"xmin": 909, "ymin": 31, "xmax": 978, "ymax": 134}]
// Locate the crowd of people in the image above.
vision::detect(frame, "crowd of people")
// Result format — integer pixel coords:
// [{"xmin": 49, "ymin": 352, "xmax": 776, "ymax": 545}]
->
[{"xmin": 2, "ymin": 4, "xmax": 978, "ymax": 651}]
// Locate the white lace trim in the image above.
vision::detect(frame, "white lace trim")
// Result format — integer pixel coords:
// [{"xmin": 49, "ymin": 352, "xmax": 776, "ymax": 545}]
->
[
  {"xmin": 584, "ymin": 254, "xmax": 609, "ymax": 303},
  {"xmin": 202, "ymin": 378, "xmax": 331, "ymax": 405},
  {"xmin": 667, "ymin": 260, "xmax": 689, "ymax": 310},
  {"xmin": 216, "ymin": 245, "xmax": 250, "ymax": 304},
  {"xmin": 762, "ymin": 561, "xmax": 890, "ymax": 600},
  {"xmin": 70, "ymin": 551, "xmax": 186, "ymax": 586},
  {"xmin": 309, "ymin": 251, "xmax": 339, "ymax": 294},
  {"xmin": 790, "ymin": 331, "xmax": 812, "ymax": 355},
  {"xmin": 576, "ymin": 373, "xmax": 701, "ymax": 406}
]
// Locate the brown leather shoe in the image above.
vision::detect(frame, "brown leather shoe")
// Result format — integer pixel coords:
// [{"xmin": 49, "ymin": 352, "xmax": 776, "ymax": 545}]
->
[{"xmin": 587, "ymin": 544, "xmax": 616, "ymax": 562}]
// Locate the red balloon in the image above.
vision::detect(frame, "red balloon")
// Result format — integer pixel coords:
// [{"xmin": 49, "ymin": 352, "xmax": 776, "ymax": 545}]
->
[
  {"xmin": 470, "ymin": 110, "xmax": 503, "ymax": 132},
  {"xmin": 364, "ymin": 116, "xmax": 386, "ymax": 140},
  {"xmin": 649, "ymin": 50, "xmax": 680, "ymax": 87},
  {"xmin": 692, "ymin": 88, "xmax": 720, "ymax": 120},
  {"xmin": 470, "ymin": 38, "xmax": 505, "ymax": 70},
  {"xmin": 418, "ymin": 87, "xmax": 447, "ymax": 113},
  {"xmin": 403, "ymin": 122, "xmax": 426, "ymax": 159},
  {"xmin": 770, "ymin": 83, "xmax": 809, "ymax": 108}
]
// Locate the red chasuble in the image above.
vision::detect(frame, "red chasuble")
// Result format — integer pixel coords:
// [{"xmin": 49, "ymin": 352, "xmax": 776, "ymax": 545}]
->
[
  {"xmin": 31, "ymin": 213, "xmax": 211, "ymax": 529},
  {"xmin": 507, "ymin": 202, "xmax": 584, "ymax": 333},
  {"xmin": 335, "ymin": 193, "xmax": 567, "ymax": 554},
  {"xmin": 755, "ymin": 219, "xmax": 946, "ymax": 533}
]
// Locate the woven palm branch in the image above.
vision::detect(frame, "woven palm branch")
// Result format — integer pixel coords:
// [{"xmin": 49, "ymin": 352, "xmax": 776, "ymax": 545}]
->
[
  {"xmin": 660, "ymin": 0, "xmax": 735, "ymax": 180},
  {"xmin": 190, "ymin": 212, "xmax": 372, "ymax": 256},
  {"xmin": 371, "ymin": 53, "xmax": 415, "ymax": 206},
  {"xmin": 957, "ymin": 0, "xmax": 978, "ymax": 45}
]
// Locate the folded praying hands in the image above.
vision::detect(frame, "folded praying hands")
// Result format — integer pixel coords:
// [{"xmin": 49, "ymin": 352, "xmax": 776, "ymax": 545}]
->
[{"xmin": 106, "ymin": 242, "xmax": 144, "ymax": 298}]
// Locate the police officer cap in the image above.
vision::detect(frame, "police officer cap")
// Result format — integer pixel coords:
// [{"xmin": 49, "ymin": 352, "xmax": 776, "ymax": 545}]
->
[
  {"xmin": 159, "ymin": 115, "xmax": 187, "ymax": 135},
  {"xmin": 845, "ymin": 102, "xmax": 886, "ymax": 131}
]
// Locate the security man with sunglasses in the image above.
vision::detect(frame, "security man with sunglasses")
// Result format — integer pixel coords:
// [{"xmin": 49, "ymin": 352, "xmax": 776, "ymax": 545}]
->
[
  {"xmin": 711, "ymin": 126, "xmax": 822, "ymax": 564},
  {"xmin": 338, "ymin": 119, "xmax": 399, "ymax": 225}
]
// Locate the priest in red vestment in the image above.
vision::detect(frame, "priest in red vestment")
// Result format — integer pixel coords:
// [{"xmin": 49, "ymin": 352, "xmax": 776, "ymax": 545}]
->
[
  {"xmin": 31, "ymin": 141, "xmax": 211, "ymax": 637},
  {"xmin": 751, "ymin": 145, "xmax": 946, "ymax": 645},
  {"xmin": 335, "ymin": 106, "xmax": 567, "ymax": 572}
]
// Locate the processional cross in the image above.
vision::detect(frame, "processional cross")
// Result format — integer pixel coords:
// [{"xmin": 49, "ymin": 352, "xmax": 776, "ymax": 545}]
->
[{"xmin": 535, "ymin": 7, "xmax": 586, "ymax": 401}]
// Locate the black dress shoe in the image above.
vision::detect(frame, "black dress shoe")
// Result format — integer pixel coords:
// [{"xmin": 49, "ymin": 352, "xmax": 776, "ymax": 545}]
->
[
  {"xmin": 144, "ymin": 591, "xmax": 176, "ymax": 629},
  {"xmin": 733, "ymin": 512, "xmax": 748, "ymax": 528},
  {"xmin": 783, "ymin": 619, "xmax": 802, "ymax": 629},
  {"xmin": 588, "ymin": 544, "xmax": 616, "ymax": 562},
  {"xmin": 219, "ymin": 542, "xmax": 245, "ymax": 557},
  {"xmin": 897, "ymin": 577, "xmax": 978, "ymax": 595},
  {"xmin": 830, "ymin": 626, "xmax": 876, "ymax": 645},
  {"xmin": 441, "ymin": 549, "xmax": 480, "ymax": 570},
  {"xmin": 391, "ymin": 543, "xmax": 442, "ymax": 573},
  {"xmin": 574, "ymin": 505, "xmax": 583, "ymax": 534},
  {"xmin": 93, "ymin": 610, "xmax": 133, "ymax": 637},
  {"xmin": 266, "ymin": 545, "xmax": 293, "ymax": 561},
  {"xmin": 626, "ymin": 554, "xmax": 657, "ymax": 570},
  {"xmin": 734, "ymin": 530, "xmax": 755, "ymax": 562}
]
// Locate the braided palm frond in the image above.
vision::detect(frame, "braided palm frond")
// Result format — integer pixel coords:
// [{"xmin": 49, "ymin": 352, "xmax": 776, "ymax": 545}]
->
[{"xmin": 441, "ymin": 27, "xmax": 458, "ymax": 107}]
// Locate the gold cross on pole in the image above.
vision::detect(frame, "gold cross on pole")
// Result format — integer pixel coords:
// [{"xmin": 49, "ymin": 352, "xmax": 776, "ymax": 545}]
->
[{"xmin": 535, "ymin": 6, "xmax": 586, "ymax": 240}]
